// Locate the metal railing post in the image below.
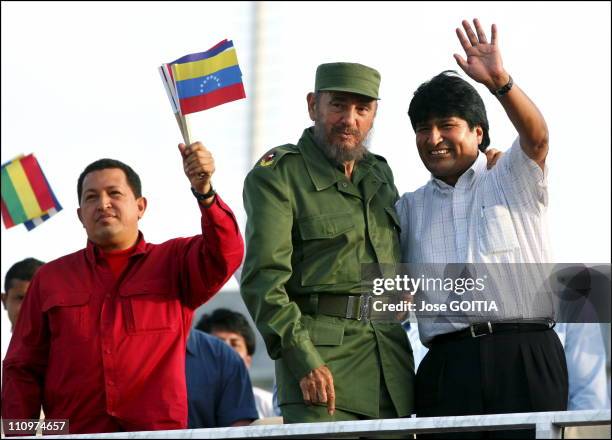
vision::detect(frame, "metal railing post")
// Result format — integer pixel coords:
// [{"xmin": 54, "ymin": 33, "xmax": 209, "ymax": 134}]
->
[{"xmin": 535, "ymin": 422, "xmax": 562, "ymax": 439}]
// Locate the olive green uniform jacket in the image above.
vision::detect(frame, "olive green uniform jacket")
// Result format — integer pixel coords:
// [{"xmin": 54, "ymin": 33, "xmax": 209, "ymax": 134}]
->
[{"xmin": 241, "ymin": 128, "xmax": 414, "ymax": 417}]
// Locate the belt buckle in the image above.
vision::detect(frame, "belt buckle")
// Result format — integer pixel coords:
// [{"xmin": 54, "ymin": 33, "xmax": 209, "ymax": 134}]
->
[
  {"xmin": 346, "ymin": 295, "xmax": 358, "ymax": 319},
  {"xmin": 470, "ymin": 321, "xmax": 493, "ymax": 337},
  {"xmin": 358, "ymin": 294, "xmax": 371, "ymax": 321}
]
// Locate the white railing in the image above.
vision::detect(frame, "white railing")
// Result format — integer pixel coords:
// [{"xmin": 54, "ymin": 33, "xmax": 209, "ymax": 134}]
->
[{"xmin": 23, "ymin": 410, "xmax": 610, "ymax": 440}]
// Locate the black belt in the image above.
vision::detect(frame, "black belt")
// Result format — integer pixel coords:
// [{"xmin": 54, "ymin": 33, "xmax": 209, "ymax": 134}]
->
[
  {"xmin": 431, "ymin": 320, "xmax": 555, "ymax": 344},
  {"xmin": 293, "ymin": 294, "xmax": 372, "ymax": 320}
]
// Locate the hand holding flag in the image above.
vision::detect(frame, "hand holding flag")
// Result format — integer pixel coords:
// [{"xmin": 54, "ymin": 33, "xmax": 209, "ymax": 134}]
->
[{"xmin": 178, "ymin": 141, "xmax": 215, "ymax": 196}]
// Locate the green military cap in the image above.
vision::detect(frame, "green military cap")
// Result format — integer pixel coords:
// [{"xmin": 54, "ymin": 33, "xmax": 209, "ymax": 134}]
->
[{"xmin": 315, "ymin": 62, "xmax": 381, "ymax": 100}]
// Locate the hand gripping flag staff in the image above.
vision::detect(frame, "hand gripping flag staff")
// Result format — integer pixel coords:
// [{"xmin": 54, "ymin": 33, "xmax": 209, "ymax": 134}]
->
[
  {"xmin": 1, "ymin": 154, "xmax": 63, "ymax": 230},
  {"xmin": 159, "ymin": 39, "xmax": 246, "ymax": 145}
]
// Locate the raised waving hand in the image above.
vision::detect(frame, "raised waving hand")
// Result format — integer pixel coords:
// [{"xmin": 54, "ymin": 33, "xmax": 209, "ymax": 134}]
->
[{"xmin": 454, "ymin": 18, "xmax": 509, "ymax": 91}]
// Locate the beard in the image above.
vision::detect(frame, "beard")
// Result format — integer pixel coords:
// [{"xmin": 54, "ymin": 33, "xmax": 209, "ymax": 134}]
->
[{"xmin": 313, "ymin": 122, "xmax": 373, "ymax": 165}]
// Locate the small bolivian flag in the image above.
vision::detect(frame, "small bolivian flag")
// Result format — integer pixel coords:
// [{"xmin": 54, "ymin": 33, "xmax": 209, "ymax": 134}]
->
[{"xmin": 1, "ymin": 154, "xmax": 62, "ymax": 230}]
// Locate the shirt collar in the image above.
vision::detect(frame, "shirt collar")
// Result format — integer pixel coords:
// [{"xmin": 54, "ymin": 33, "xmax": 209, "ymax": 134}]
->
[
  {"xmin": 298, "ymin": 127, "xmax": 377, "ymax": 191},
  {"xmin": 85, "ymin": 231, "xmax": 148, "ymax": 264},
  {"xmin": 430, "ymin": 152, "xmax": 486, "ymax": 192}
]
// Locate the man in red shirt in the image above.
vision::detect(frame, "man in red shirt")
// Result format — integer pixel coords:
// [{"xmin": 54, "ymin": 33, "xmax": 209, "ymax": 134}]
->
[{"xmin": 1, "ymin": 142, "xmax": 244, "ymax": 434}]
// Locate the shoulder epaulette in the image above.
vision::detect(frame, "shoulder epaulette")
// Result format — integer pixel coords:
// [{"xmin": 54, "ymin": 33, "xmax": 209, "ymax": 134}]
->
[{"xmin": 255, "ymin": 144, "xmax": 299, "ymax": 169}]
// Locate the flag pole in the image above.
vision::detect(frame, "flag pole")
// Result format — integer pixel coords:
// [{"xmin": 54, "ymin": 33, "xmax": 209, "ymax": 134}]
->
[
  {"xmin": 175, "ymin": 113, "xmax": 192, "ymax": 146},
  {"xmin": 159, "ymin": 64, "xmax": 193, "ymax": 146}
]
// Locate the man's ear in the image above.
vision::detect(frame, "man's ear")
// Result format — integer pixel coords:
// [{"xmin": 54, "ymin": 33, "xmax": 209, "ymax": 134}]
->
[
  {"xmin": 245, "ymin": 354, "xmax": 253, "ymax": 369},
  {"xmin": 76, "ymin": 208, "xmax": 85, "ymax": 228},
  {"xmin": 476, "ymin": 125, "xmax": 484, "ymax": 145},
  {"xmin": 137, "ymin": 197, "xmax": 148, "ymax": 220},
  {"xmin": 307, "ymin": 92, "xmax": 317, "ymax": 121},
  {"xmin": 1, "ymin": 292, "xmax": 8, "ymax": 309}
]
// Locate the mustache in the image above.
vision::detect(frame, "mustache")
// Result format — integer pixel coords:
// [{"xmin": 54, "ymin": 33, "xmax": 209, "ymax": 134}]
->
[
  {"xmin": 331, "ymin": 126, "xmax": 361, "ymax": 137},
  {"xmin": 95, "ymin": 211, "xmax": 117, "ymax": 221}
]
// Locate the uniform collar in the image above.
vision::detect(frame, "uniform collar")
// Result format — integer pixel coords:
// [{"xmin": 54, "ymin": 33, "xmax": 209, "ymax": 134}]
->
[
  {"xmin": 430, "ymin": 152, "xmax": 486, "ymax": 192},
  {"xmin": 85, "ymin": 231, "xmax": 148, "ymax": 264},
  {"xmin": 298, "ymin": 127, "xmax": 378, "ymax": 191}
]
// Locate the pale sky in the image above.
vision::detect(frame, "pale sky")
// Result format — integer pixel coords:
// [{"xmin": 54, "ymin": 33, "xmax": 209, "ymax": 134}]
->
[{"xmin": 2, "ymin": 1, "xmax": 610, "ymax": 359}]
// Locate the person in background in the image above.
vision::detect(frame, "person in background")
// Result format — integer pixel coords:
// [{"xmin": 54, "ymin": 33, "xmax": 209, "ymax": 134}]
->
[
  {"xmin": 555, "ymin": 323, "xmax": 610, "ymax": 411},
  {"xmin": 2, "ymin": 142, "xmax": 244, "ymax": 434},
  {"xmin": 196, "ymin": 308, "xmax": 276, "ymax": 418},
  {"xmin": 2, "ymin": 258, "xmax": 45, "ymax": 331},
  {"xmin": 185, "ymin": 328, "xmax": 258, "ymax": 428},
  {"xmin": 2, "ymin": 258, "xmax": 46, "ymax": 436}
]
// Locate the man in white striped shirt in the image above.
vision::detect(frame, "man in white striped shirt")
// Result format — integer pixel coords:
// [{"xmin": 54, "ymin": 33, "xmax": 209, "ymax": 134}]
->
[{"xmin": 396, "ymin": 19, "xmax": 567, "ymax": 438}]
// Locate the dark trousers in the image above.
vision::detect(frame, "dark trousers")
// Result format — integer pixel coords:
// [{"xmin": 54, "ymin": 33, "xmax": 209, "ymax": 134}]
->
[{"xmin": 416, "ymin": 328, "xmax": 568, "ymax": 439}]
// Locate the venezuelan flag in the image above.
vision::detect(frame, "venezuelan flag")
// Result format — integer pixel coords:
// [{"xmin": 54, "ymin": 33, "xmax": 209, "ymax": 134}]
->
[
  {"xmin": 170, "ymin": 39, "xmax": 246, "ymax": 115},
  {"xmin": 170, "ymin": 39, "xmax": 233, "ymax": 64},
  {"xmin": 1, "ymin": 154, "xmax": 62, "ymax": 230}
]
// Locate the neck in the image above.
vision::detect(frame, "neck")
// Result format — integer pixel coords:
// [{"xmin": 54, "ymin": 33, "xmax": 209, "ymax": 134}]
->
[
  {"xmin": 343, "ymin": 160, "xmax": 356, "ymax": 179},
  {"xmin": 438, "ymin": 174, "xmax": 459, "ymax": 187},
  {"xmin": 95, "ymin": 235, "xmax": 139, "ymax": 253},
  {"xmin": 435, "ymin": 155, "xmax": 479, "ymax": 187}
]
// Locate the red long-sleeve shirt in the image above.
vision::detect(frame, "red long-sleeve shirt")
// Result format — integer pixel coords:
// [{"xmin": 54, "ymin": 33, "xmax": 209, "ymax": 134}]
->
[{"xmin": 1, "ymin": 196, "xmax": 244, "ymax": 434}]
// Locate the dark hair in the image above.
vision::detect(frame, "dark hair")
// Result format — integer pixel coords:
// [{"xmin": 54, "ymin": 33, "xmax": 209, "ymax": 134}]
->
[
  {"xmin": 77, "ymin": 158, "xmax": 142, "ymax": 203},
  {"xmin": 196, "ymin": 308, "xmax": 256, "ymax": 356},
  {"xmin": 4, "ymin": 258, "xmax": 45, "ymax": 292},
  {"xmin": 408, "ymin": 70, "xmax": 490, "ymax": 151}
]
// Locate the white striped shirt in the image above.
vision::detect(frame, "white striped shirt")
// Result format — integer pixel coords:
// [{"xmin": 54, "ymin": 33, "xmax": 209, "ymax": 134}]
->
[{"xmin": 396, "ymin": 138, "xmax": 553, "ymax": 345}]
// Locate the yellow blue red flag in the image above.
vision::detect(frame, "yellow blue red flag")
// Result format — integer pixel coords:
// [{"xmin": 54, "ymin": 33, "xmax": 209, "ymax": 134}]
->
[
  {"xmin": 162, "ymin": 39, "xmax": 246, "ymax": 115},
  {"xmin": 1, "ymin": 154, "xmax": 62, "ymax": 230}
]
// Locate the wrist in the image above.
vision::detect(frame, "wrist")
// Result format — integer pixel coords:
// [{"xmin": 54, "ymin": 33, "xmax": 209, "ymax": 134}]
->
[
  {"xmin": 489, "ymin": 71, "xmax": 510, "ymax": 89},
  {"xmin": 191, "ymin": 185, "xmax": 216, "ymax": 205},
  {"xmin": 489, "ymin": 74, "xmax": 513, "ymax": 97},
  {"xmin": 192, "ymin": 180, "xmax": 212, "ymax": 194}
]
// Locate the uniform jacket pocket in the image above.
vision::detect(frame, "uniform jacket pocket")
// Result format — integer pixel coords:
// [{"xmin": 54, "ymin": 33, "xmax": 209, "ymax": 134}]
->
[
  {"xmin": 298, "ymin": 212, "xmax": 354, "ymax": 240},
  {"xmin": 301, "ymin": 315, "xmax": 344, "ymax": 346},
  {"xmin": 297, "ymin": 213, "xmax": 358, "ymax": 286}
]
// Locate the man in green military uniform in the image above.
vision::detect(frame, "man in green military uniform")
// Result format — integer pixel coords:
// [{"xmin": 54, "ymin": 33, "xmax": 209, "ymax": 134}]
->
[{"xmin": 241, "ymin": 62, "xmax": 414, "ymax": 423}]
